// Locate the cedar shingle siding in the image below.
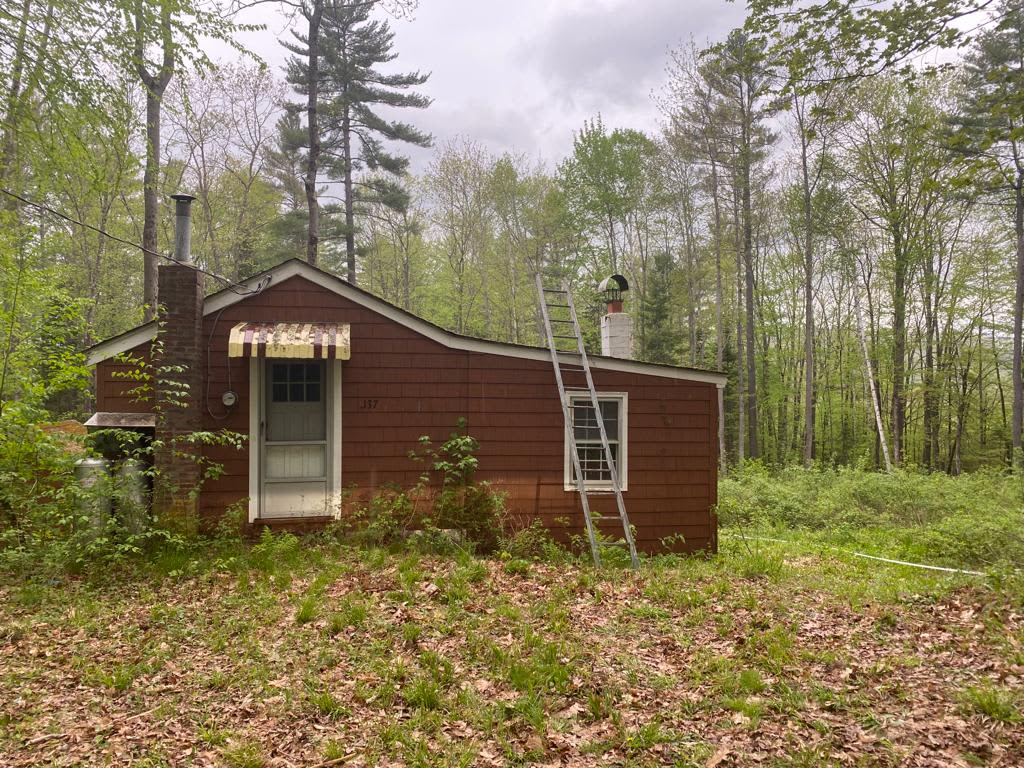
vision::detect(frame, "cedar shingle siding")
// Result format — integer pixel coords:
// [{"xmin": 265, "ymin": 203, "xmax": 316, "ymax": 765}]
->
[{"xmin": 94, "ymin": 274, "xmax": 718, "ymax": 554}]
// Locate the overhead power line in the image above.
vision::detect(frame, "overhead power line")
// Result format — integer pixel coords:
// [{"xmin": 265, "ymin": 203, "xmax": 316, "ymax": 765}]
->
[{"xmin": 0, "ymin": 187, "xmax": 267, "ymax": 297}]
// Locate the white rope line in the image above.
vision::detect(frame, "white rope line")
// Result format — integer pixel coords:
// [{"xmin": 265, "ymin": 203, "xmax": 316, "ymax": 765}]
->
[
  {"xmin": 845, "ymin": 551, "xmax": 984, "ymax": 576},
  {"xmin": 720, "ymin": 532, "xmax": 986, "ymax": 577}
]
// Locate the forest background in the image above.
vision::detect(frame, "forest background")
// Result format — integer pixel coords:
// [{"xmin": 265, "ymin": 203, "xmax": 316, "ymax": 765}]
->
[{"xmin": 4, "ymin": 0, "xmax": 1024, "ymax": 478}]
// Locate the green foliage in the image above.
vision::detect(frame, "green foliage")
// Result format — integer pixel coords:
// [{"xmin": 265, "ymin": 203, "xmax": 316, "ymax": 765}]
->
[
  {"xmin": 307, "ymin": 687, "xmax": 349, "ymax": 719},
  {"xmin": 249, "ymin": 529, "xmax": 301, "ymax": 574},
  {"xmin": 499, "ymin": 520, "xmax": 567, "ymax": 562},
  {"xmin": 220, "ymin": 740, "xmax": 266, "ymax": 768},
  {"xmin": 0, "ymin": 402, "xmax": 194, "ymax": 575},
  {"xmin": 333, "ymin": 421, "xmax": 510, "ymax": 554},
  {"xmin": 718, "ymin": 463, "xmax": 1024, "ymax": 567},
  {"xmin": 282, "ymin": 0, "xmax": 430, "ymax": 272},
  {"xmin": 558, "ymin": 117, "xmax": 659, "ymax": 275}
]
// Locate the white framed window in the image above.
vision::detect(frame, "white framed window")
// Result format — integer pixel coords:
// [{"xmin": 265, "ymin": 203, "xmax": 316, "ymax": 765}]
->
[{"xmin": 564, "ymin": 392, "xmax": 628, "ymax": 491}]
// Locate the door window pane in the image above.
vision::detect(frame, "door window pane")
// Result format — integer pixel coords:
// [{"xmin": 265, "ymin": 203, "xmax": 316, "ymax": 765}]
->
[{"xmin": 268, "ymin": 360, "xmax": 326, "ymax": 403}]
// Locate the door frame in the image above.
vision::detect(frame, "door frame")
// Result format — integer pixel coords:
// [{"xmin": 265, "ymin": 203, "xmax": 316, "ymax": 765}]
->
[{"xmin": 248, "ymin": 357, "xmax": 342, "ymax": 523}]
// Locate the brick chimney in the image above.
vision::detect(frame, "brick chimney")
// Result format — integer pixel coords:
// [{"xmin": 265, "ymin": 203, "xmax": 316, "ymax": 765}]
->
[
  {"xmin": 598, "ymin": 274, "xmax": 632, "ymax": 359},
  {"xmin": 153, "ymin": 194, "xmax": 204, "ymax": 531}
]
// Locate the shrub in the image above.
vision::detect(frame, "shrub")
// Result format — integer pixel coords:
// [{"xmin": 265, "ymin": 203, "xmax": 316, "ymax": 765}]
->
[
  {"xmin": 0, "ymin": 404, "xmax": 190, "ymax": 575},
  {"xmin": 337, "ymin": 420, "xmax": 508, "ymax": 553},
  {"xmin": 500, "ymin": 519, "xmax": 566, "ymax": 561},
  {"xmin": 717, "ymin": 462, "xmax": 1024, "ymax": 568}
]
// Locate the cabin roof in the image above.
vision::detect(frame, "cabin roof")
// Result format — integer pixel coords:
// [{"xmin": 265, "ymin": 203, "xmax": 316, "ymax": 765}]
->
[{"xmin": 85, "ymin": 259, "xmax": 727, "ymax": 386}]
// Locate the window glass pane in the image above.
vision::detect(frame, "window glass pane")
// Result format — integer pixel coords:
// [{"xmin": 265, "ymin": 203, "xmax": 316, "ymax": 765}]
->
[
  {"xmin": 272, "ymin": 383, "xmax": 288, "ymax": 402},
  {"xmin": 289, "ymin": 382, "xmax": 305, "ymax": 401},
  {"xmin": 306, "ymin": 363, "xmax": 321, "ymax": 382},
  {"xmin": 576, "ymin": 445, "xmax": 612, "ymax": 481},
  {"xmin": 569, "ymin": 397, "xmax": 622, "ymax": 485},
  {"xmin": 601, "ymin": 400, "xmax": 619, "ymax": 440},
  {"xmin": 289, "ymin": 363, "xmax": 305, "ymax": 382},
  {"xmin": 272, "ymin": 363, "xmax": 288, "ymax": 383},
  {"xmin": 306, "ymin": 382, "xmax": 321, "ymax": 402},
  {"xmin": 572, "ymin": 399, "xmax": 618, "ymax": 441},
  {"xmin": 572, "ymin": 402, "xmax": 599, "ymax": 441}
]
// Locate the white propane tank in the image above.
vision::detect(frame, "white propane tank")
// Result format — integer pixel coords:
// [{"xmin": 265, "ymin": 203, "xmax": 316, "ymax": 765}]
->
[
  {"xmin": 118, "ymin": 459, "xmax": 149, "ymax": 534},
  {"xmin": 74, "ymin": 457, "xmax": 111, "ymax": 534}
]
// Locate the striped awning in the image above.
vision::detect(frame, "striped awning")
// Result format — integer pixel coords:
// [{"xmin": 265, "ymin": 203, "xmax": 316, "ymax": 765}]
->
[{"xmin": 227, "ymin": 322, "xmax": 351, "ymax": 360}]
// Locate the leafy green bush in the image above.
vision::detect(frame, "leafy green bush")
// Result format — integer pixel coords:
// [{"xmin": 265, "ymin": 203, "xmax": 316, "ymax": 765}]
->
[
  {"xmin": 0, "ymin": 403, "xmax": 189, "ymax": 574},
  {"xmin": 717, "ymin": 462, "xmax": 1024, "ymax": 568},
  {"xmin": 337, "ymin": 420, "xmax": 508, "ymax": 553},
  {"xmin": 499, "ymin": 519, "xmax": 567, "ymax": 562}
]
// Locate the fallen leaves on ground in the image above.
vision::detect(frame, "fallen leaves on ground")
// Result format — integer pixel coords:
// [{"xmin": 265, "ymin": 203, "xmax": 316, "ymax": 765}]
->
[{"xmin": 1, "ymin": 544, "xmax": 1021, "ymax": 767}]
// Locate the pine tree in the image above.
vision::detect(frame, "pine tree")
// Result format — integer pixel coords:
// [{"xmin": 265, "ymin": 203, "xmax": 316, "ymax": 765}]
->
[
  {"xmin": 264, "ymin": 111, "xmax": 310, "ymax": 261},
  {"xmin": 283, "ymin": 0, "xmax": 431, "ymax": 281},
  {"xmin": 640, "ymin": 250, "xmax": 680, "ymax": 364}
]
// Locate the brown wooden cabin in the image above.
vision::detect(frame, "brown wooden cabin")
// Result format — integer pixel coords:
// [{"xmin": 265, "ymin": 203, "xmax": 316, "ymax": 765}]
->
[{"xmin": 86, "ymin": 259, "xmax": 726, "ymax": 554}]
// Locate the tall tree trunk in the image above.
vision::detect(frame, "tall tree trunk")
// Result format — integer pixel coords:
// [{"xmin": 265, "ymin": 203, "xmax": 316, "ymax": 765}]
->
[
  {"xmin": 736, "ymin": 226, "xmax": 746, "ymax": 463},
  {"xmin": 135, "ymin": 0, "xmax": 175, "ymax": 320},
  {"xmin": 742, "ymin": 116, "xmax": 759, "ymax": 459},
  {"xmin": 854, "ymin": 278, "xmax": 892, "ymax": 471},
  {"xmin": 922, "ymin": 250, "xmax": 938, "ymax": 470},
  {"xmin": 711, "ymin": 160, "xmax": 726, "ymax": 471},
  {"xmin": 798, "ymin": 117, "xmax": 815, "ymax": 468},
  {"xmin": 891, "ymin": 229, "xmax": 908, "ymax": 466},
  {"xmin": 303, "ymin": 2, "xmax": 324, "ymax": 267},
  {"xmin": 606, "ymin": 214, "xmax": 618, "ymax": 274},
  {"xmin": 402, "ymin": 222, "xmax": 411, "ymax": 310},
  {"xmin": 1012, "ymin": 179, "xmax": 1024, "ymax": 468},
  {"xmin": 141, "ymin": 91, "xmax": 161, "ymax": 316},
  {"xmin": 0, "ymin": 0, "xmax": 32, "ymax": 200},
  {"xmin": 342, "ymin": 103, "xmax": 356, "ymax": 282}
]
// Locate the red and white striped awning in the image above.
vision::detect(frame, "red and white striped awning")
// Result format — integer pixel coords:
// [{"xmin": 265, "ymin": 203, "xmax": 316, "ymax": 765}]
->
[{"xmin": 227, "ymin": 322, "xmax": 351, "ymax": 360}]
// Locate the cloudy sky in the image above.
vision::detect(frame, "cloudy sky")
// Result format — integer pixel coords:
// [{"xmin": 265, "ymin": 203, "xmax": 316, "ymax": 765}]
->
[{"xmin": 231, "ymin": 0, "xmax": 746, "ymax": 170}]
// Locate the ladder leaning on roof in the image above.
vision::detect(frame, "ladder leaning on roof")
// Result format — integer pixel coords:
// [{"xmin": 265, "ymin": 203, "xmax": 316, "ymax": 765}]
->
[{"xmin": 535, "ymin": 274, "xmax": 639, "ymax": 569}]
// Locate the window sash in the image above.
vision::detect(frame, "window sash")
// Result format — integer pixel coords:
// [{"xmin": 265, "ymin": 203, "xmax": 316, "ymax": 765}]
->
[{"xmin": 565, "ymin": 394, "xmax": 626, "ymax": 489}]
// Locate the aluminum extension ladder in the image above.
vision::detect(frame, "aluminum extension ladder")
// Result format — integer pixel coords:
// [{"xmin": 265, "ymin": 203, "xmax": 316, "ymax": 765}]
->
[{"xmin": 535, "ymin": 274, "xmax": 639, "ymax": 569}]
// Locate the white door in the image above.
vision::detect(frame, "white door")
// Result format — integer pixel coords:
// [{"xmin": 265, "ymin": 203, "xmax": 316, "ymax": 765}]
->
[{"xmin": 261, "ymin": 360, "xmax": 330, "ymax": 517}]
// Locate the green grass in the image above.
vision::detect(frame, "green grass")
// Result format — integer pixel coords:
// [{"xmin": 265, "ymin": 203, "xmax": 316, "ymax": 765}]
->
[
  {"xmin": 308, "ymin": 688, "xmax": 349, "ymax": 719},
  {"xmin": 221, "ymin": 741, "xmax": 266, "ymax": 768},
  {"xmin": 717, "ymin": 463, "xmax": 1024, "ymax": 569},
  {"xmin": 960, "ymin": 684, "xmax": 1022, "ymax": 724},
  {"xmin": 295, "ymin": 594, "xmax": 319, "ymax": 624},
  {"xmin": 2, "ymin": 522, "xmax": 1022, "ymax": 766}
]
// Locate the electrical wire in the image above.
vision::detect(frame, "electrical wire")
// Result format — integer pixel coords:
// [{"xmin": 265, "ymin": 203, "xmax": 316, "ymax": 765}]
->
[
  {"xmin": 0, "ymin": 187, "xmax": 267, "ymax": 297},
  {"xmin": 204, "ymin": 305, "xmax": 235, "ymax": 422}
]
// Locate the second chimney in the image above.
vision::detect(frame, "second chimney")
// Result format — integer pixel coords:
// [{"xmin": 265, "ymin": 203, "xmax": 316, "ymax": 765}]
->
[
  {"xmin": 598, "ymin": 274, "xmax": 632, "ymax": 359},
  {"xmin": 153, "ymin": 193, "xmax": 204, "ymax": 531}
]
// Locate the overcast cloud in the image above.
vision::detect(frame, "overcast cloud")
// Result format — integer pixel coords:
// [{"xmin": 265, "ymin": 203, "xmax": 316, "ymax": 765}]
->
[{"xmin": 231, "ymin": 0, "xmax": 745, "ymax": 170}]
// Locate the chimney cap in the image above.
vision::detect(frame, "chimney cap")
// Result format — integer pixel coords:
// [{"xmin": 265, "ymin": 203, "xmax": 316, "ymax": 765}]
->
[
  {"xmin": 598, "ymin": 274, "xmax": 629, "ymax": 294},
  {"xmin": 170, "ymin": 193, "xmax": 197, "ymax": 203}
]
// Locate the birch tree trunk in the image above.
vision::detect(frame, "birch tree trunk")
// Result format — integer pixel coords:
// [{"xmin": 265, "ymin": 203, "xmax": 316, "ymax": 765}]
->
[{"xmin": 854, "ymin": 269, "xmax": 892, "ymax": 471}]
